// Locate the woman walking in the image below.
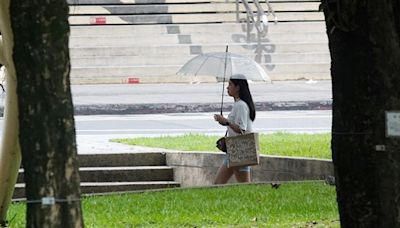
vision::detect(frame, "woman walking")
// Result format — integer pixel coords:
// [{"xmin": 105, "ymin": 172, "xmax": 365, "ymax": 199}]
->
[{"xmin": 213, "ymin": 74, "xmax": 256, "ymax": 184}]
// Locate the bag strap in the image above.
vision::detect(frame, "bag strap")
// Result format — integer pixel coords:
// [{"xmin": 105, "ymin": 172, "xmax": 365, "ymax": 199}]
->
[{"xmin": 226, "ymin": 125, "xmax": 245, "ymax": 135}]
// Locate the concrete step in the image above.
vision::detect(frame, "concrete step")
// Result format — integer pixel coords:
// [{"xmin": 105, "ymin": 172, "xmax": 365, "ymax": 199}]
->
[
  {"xmin": 68, "ymin": 0, "xmax": 222, "ymax": 3},
  {"xmin": 70, "ymin": 34, "xmax": 180, "ymax": 47},
  {"xmin": 189, "ymin": 32, "xmax": 328, "ymax": 44},
  {"xmin": 69, "ymin": 32, "xmax": 327, "ymax": 47},
  {"xmin": 13, "ymin": 152, "xmax": 181, "ymax": 199},
  {"xmin": 179, "ymin": 22, "xmax": 327, "ymax": 34},
  {"xmin": 69, "ymin": 72, "xmax": 330, "ymax": 84},
  {"xmin": 70, "ymin": 62, "xmax": 330, "ymax": 76},
  {"xmin": 79, "ymin": 166, "xmax": 174, "ymax": 182},
  {"xmin": 266, "ymin": 62, "xmax": 330, "ymax": 73},
  {"xmin": 199, "ymin": 42, "xmax": 329, "ymax": 54},
  {"xmin": 68, "ymin": 72, "xmax": 330, "ymax": 84},
  {"xmin": 69, "ymin": 43, "xmax": 329, "ymax": 57},
  {"xmin": 70, "ymin": 22, "xmax": 327, "ymax": 36},
  {"xmin": 70, "ymin": 62, "xmax": 330, "ymax": 82},
  {"xmin": 68, "ymin": 0, "xmax": 320, "ymax": 4},
  {"xmin": 71, "ymin": 52, "xmax": 330, "ymax": 67},
  {"xmin": 70, "ymin": 24, "xmax": 171, "ymax": 36},
  {"xmin": 70, "ymin": 4, "xmax": 232, "ymax": 15},
  {"xmin": 13, "ymin": 181, "xmax": 180, "ymax": 198},
  {"xmin": 69, "ymin": 74, "xmax": 209, "ymax": 84},
  {"xmin": 78, "ymin": 153, "xmax": 166, "ymax": 167},
  {"xmin": 17, "ymin": 166, "xmax": 174, "ymax": 183},
  {"xmin": 80, "ymin": 181, "xmax": 180, "ymax": 194},
  {"xmin": 68, "ymin": 12, "xmax": 324, "ymax": 25},
  {"xmin": 68, "ymin": 2, "xmax": 319, "ymax": 15},
  {"xmin": 68, "ymin": 0, "xmax": 216, "ymax": 3},
  {"xmin": 70, "ymin": 45, "xmax": 192, "ymax": 57}
]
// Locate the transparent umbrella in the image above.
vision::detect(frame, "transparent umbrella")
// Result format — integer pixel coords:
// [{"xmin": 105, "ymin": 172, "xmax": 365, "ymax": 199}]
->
[
  {"xmin": 177, "ymin": 47, "xmax": 269, "ymax": 114},
  {"xmin": 177, "ymin": 52, "xmax": 269, "ymax": 82}
]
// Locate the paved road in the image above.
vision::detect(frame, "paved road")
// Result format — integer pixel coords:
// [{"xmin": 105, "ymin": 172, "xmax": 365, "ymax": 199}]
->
[
  {"xmin": 0, "ymin": 80, "xmax": 332, "ymax": 115},
  {"xmin": 75, "ymin": 110, "xmax": 331, "ymax": 136},
  {"xmin": 71, "ymin": 81, "xmax": 331, "ymax": 105},
  {"xmin": 71, "ymin": 80, "xmax": 332, "ymax": 114}
]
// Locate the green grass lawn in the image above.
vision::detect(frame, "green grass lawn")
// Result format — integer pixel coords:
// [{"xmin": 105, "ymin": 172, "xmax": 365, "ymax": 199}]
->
[
  {"xmin": 113, "ymin": 133, "xmax": 332, "ymax": 159},
  {"xmin": 8, "ymin": 182, "xmax": 339, "ymax": 227}
]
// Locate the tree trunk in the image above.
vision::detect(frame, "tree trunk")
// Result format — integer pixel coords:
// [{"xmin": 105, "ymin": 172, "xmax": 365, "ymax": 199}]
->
[
  {"xmin": 10, "ymin": 1, "xmax": 84, "ymax": 227},
  {"xmin": 323, "ymin": 0, "xmax": 400, "ymax": 226}
]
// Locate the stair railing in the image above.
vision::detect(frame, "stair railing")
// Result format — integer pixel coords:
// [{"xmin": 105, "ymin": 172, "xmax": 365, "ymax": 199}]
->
[{"xmin": 236, "ymin": 0, "xmax": 277, "ymax": 42}]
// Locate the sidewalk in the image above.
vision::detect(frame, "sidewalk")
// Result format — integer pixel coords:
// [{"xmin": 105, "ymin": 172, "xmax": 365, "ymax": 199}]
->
[
  {"xmin": 70, "ymin": 80, "xmax": 332, "ymax": 115},
  {"xmin": 76, "ymin": 135, "xmax": 177, "ymax": 154}
]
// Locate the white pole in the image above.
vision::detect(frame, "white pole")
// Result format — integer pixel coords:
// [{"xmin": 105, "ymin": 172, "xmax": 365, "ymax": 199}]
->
[{"xmin": 0, "ymin": 0, "xmax": 22, "ymax": 225}]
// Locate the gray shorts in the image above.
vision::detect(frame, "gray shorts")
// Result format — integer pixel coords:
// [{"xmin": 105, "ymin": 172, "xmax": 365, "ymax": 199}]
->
[{"xmin": 223, "ymin": 156, "xmax": 251, "ymax": 172}]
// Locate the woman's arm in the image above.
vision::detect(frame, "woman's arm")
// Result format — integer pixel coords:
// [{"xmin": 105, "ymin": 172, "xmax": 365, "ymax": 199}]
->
[
  {"xmin": 214, "ymin": 114, "xmax": 244, "ymax": 134},
  {"xmin": 226, "ymin": 121, "xmax": 244, "ymax": 134}
]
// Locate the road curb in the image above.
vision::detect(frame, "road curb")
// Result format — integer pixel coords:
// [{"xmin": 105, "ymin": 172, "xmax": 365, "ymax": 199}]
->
[{"xmin": 72, "ymin": 100, "xmax": 332, "ymax": 115}]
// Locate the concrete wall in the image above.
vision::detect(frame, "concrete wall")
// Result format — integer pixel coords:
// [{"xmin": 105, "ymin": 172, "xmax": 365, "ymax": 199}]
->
[{"xmin": 165, "ymin": 152, "xmax": 333, "ymax": 187}]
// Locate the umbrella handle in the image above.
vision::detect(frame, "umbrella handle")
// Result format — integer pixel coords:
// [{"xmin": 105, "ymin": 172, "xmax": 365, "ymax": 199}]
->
[{"xmin": 220, "ymin": 79, "xmax": 225, "ymax": 115}]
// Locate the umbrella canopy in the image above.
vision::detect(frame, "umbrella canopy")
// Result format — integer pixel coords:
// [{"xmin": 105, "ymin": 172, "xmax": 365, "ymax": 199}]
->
[{"xmin": 177, "ymin": 52, "xmax": 270, "ymax": 82}]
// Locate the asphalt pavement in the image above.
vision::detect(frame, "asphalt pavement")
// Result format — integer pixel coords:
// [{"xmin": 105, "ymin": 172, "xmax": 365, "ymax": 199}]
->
[{"xmin": 70, "ymin": 80, "xmax": 332, "ymax": 115}]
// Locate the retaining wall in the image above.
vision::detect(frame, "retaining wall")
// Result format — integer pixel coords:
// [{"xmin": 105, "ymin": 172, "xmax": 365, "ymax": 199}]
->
[{"xmin": 165, "ymin": 152, "xmax": 333, "ymax": 187}]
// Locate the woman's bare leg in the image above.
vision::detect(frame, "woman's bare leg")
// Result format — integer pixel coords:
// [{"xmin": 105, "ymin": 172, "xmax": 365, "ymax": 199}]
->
[
  {"xmin": 233, "ymin": 169, "xmax": 251, "ymax": 183},
  {"xmin": 214, "ymin": 165, "xmax": 234, "ymax": 184}
]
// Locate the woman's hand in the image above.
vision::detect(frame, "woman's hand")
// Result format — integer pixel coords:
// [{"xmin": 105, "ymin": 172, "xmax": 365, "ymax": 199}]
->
[
  {"xmin": 214, "ymin": 114, "xmax": 229, "ymax": 126},
  {"xmin": 214, "ymin": 114, "xmax": 243, "ymax": 133}
]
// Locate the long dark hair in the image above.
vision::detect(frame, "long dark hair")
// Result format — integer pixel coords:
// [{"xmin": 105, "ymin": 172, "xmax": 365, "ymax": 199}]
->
[{"xmin": 230, "ymin": 78, "xmax": 256, "ymax": 121}]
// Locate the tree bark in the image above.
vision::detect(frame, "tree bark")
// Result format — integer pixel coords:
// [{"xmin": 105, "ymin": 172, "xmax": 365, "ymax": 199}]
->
[
  {"xmin": 323, "ymin": 0, "xmax": 400, "ymax": 226},
  {"xmin": 10, "ymin": 1, "xmax": 83, "ymax": 227}
]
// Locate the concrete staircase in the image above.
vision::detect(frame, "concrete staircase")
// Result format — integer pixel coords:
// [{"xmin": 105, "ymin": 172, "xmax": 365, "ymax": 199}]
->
[
  {"xmin": 13, "ymin": 153, "xmax": 180, "ymax": 199},
  {"xmin": 67, "ymin": 0, "xmax": 330, "ymax": 84},
  {"xmin": 68, "ymin": 0, "xmax": 323, "ymax": 25}
]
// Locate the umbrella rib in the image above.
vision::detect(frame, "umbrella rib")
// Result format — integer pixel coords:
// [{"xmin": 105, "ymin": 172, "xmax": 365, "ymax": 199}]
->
[
  {"xmin": 194, "ymin": 56, "xmax": 211, "ymax": 76},
  {"xmin": 178, "ymin": 51, "xmax": 269, "ymax": 81}
]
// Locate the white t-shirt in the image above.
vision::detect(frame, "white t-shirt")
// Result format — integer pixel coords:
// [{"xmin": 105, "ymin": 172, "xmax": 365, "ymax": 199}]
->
[{"xmin": 227, "ymin": 100, "xmax": 253, "ymax": 136}]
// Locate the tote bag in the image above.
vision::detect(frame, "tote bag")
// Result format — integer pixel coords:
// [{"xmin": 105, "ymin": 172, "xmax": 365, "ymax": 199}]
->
[{"xmin": 225, "ymin": 132, "xmax": 260, "ymax": 167}]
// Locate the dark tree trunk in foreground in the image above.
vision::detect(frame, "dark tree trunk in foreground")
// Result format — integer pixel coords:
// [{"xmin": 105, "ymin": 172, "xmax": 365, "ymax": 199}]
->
[
  {"xmin": 323, "ymin": 0, "xmax": 400, "ymax": 226},
  {"xmin": 11, "ymin": 1, "xmax": 83, "ymax": 227}
]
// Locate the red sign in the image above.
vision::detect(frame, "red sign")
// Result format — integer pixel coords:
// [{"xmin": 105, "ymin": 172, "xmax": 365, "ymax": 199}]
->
[
  {"xmin": 90, "ymin": 17, "xmax": 106, "ymax": 25},
  {"xmin": 128, "ymin": 78, "xmax": 140, "ymax": 84}
]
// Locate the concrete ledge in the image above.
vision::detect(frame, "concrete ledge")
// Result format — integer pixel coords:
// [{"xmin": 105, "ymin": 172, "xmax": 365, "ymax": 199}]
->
[
  {"xmin": 14, "ymin": 181, "xmax": 180, "ymax": 198},
  {"xmin": 72, "ymin": 100, "xmax": 332, "ymax": 115},
  {"xmin": 17, "ymin": 166, "xmax": 174, "ymax": 183},
  {"xmin": 165, "ymin": 152, "xmax": 333, "ymax": 187},
  {"xmin": 0, "ymin": 100, "xmax": 332, "ymax": 116}
]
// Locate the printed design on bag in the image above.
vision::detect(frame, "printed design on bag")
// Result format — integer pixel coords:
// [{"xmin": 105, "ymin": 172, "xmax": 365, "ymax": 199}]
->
[
  {"xmin": 226, "ymin": 133, "xmax": 259, "ymax": 167},
  {"xmin": 228, "ymin": 139, "xmax": 258, "ymax": 163}
]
